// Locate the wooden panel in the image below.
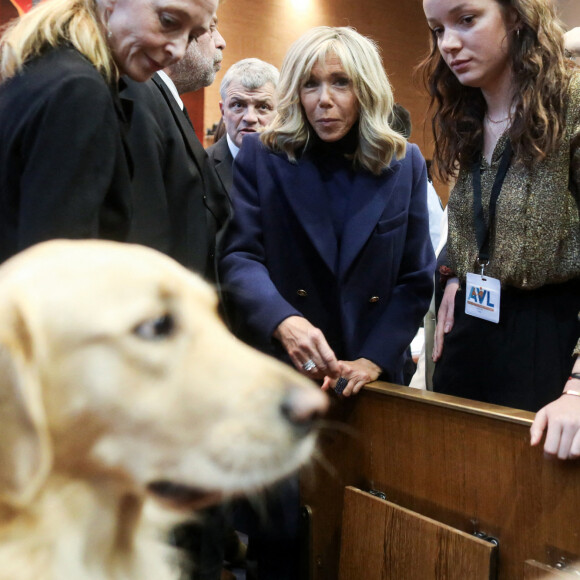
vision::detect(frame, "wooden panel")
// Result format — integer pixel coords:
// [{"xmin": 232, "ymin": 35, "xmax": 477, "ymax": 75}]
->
[
  {"xmin": 301, "ymin": 383, "xmax": 580, "ymax": 580},
  {"xmin": 1, "ymin": 0, "xmax": 19, "ymax": 25},
  {"xmin": 339, "ymin": 487, "xmax": 495, "ymax": 580},
  {"xmin": 181, "ymin": 90, "xmax": 205, "ymax": 143},
  {"xmin": 524, "ymin": 560, "xmax": 578, "ymax": 578}
]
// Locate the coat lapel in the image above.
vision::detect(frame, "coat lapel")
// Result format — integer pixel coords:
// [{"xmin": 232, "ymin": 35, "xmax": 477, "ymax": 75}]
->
[
  {"xmin": 152, "ymin": 74, "xmax": 231, "ymax": 226},
  {"xmin": 338, "ymin": 161, "xmax": 402, "ymax": 278},
  {"xmin": 151, "ymin": 74, "xmax": 207, "ymax": 179},
  {"xmin": 213, "ymin": 137, "xmax": 234, "ymax": 193},
  {"xmin": 272, "ymin": 149, "xmax": 403, "ymax": 277},
  {"xmin": 271, "ymin": 154, "xmax": 338, "ymax": 273},
  {"xmin": 116, "ymin": 78, "xmax": 135, "ymax": 176}
]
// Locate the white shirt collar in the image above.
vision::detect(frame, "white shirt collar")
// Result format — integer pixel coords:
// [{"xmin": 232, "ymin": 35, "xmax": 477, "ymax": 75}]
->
[
  {"xmin": 156, "ymin": 70, "xmax": 184, "ymax": 110},
  {"xmin": 226, "ymin": 133, "xmax": 240, "ymax": 159}
]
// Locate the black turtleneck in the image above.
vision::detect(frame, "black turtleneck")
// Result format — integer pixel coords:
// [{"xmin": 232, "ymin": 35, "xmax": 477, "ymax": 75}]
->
[
  {"xmin": 308, "ymin": 124, "xmax": 359, "ymax": 268},
  {"xmin": 309, "ymin": 122, "xmax": 359, "ymax": 159}
]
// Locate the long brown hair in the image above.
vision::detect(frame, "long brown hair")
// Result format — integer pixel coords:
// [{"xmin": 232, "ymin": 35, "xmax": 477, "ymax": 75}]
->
[{"xmin": 419, "ymin": 0, "xmax": 574, "ymax": 182}]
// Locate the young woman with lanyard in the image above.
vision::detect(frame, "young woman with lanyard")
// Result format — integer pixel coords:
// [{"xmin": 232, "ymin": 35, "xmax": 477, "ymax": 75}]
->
[{"xmin": 420, "ymin": 0, "xmax": 580, "ymax": 459}]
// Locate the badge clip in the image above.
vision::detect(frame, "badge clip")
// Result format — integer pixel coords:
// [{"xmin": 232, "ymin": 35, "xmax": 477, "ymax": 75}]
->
[{"xmin": 477, "ymin": 259, "xmax": 489, "ymax": 279}]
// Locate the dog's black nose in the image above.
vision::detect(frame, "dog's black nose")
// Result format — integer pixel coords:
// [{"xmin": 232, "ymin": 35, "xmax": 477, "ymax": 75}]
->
[{"xmin": 280, "ymin": 385, "xmax": 328, "ymax": 435}]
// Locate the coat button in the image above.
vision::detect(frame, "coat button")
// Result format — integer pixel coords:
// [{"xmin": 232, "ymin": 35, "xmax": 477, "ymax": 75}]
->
[
  {"xmin": 369, "ymin": 296, "xmax": 380, "ymax": 303},
  {"xmin": 297, "ymin": 289, "xmax": 308, "ymax": 297}
]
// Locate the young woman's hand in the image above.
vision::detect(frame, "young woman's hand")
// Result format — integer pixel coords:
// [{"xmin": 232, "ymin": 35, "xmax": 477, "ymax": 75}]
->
[
  {"xmin": 432, "ymin": 277, "xmax": 459, "ymax": 362},
  {"xmin": 530, "ymin": 358, "xmax": 580, "ymax": 459}
]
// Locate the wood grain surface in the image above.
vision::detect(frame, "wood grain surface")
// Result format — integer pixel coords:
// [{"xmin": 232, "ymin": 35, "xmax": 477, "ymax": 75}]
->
[
  {"xmin": 301, "ymin": 383, "xmax": 580, "ymax": 580},
  {"xmin": 339, "ymin": 487, "xmax": 496, "ymax": 580}
]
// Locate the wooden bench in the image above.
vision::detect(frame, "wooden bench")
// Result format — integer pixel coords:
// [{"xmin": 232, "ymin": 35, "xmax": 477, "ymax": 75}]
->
[{"xmin": 300, "ymin": 383, "xmax": 580, "ymax": 579}]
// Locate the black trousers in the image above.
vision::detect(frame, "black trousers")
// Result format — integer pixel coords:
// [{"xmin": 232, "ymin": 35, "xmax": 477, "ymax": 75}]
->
[
  {"xmin": 236, "ymin": 476, "xmax": 301, "ymax": 580},
  {"xmin": 433, "ymin": 279, "xmax": 580, "ymax": 412},
  {"xmin": 172, "ymin": 506, "xmax": 227, "ymax": 580}
]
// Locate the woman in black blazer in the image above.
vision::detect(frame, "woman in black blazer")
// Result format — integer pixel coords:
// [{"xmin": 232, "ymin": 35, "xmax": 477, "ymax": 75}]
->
[{"xmin": 0, "ymin": 0, "xmax": 216, "ymax": 262}]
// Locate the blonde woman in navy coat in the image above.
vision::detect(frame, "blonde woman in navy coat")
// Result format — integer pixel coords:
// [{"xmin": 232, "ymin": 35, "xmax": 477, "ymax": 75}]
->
[{"xmin": 220, "ymin": 26, "xmax": 435, "ymax": 397}]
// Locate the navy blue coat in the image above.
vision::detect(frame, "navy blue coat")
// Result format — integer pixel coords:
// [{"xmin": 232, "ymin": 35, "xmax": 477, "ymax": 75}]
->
[{"xmin": 220, "ymin": 134, "xmax": 435, "ymax": 382}]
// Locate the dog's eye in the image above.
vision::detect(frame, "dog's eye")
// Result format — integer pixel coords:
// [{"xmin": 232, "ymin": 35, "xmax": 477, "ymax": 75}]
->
[{"xmin": 134, "ymin": 314, "xmax": 175, "ymax": 340}]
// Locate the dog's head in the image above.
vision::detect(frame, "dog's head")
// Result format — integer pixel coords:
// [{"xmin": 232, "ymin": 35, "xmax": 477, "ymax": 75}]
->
[{"xmin": 0, "ymin": 240, "xmax": 327, "ymax": 510}]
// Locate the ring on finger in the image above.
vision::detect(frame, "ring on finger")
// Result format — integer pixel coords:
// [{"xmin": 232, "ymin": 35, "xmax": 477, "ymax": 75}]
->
[{"xmin": 303, "ymin": 359, "xmax": 317, "ymax": 372}]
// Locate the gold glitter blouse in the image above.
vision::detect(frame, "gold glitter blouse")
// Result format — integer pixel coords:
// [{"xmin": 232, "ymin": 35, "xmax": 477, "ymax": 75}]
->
[{"xmin": 446, "ymin": 73, "xmax": 580, "ymax": 355}]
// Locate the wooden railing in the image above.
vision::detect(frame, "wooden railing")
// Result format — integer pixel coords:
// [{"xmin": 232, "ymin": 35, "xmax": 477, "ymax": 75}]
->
[{"xmin": 300, "ymin": 383, "xmax": 580, "ymax": 579}]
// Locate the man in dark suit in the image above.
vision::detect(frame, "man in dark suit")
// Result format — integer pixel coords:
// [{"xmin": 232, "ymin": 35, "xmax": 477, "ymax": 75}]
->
[
  {"xmin": 121, "ymin": 13, "xmax": 230, "ymax": 282},
  {"xmin": 206, "ymin": 58, "xmax": 279, "ymax": 194},
  {"xmin": 120, "ymin": 14, "xmax": 233, "ymax": 580}
]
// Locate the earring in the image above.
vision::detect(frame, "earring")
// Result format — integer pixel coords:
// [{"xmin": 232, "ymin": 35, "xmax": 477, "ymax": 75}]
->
[{"xmin": 516, "ymin": 28, "xmax": 521, "ymax": 40}]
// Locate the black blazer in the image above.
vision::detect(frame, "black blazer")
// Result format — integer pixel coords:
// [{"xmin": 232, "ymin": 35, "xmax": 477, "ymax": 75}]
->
[
  {"xmin": 207, "ymin": 135, "xmax": 234, "ymax": 194},
  {"xmin": 120, "ymin": 74, "xmax": 231, "ymax": 279},
  {"xmin": 0, "ymin": 46, "xmax": 133, "ymax": 263}
]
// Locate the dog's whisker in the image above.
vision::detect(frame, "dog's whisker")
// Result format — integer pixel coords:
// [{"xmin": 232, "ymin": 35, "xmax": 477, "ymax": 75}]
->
[
  {"xmin": 314, "ymin": 418, "xmax": 360, "ymax": 440},
  {"xmin": 309, "ymin": 449, "xmax": 342, "ymax": 483}
]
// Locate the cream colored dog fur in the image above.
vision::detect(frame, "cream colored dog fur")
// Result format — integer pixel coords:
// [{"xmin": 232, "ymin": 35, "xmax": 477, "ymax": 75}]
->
[{"xmin": 0, "ymin": 240, "xmax": 328, "ymax": 580}]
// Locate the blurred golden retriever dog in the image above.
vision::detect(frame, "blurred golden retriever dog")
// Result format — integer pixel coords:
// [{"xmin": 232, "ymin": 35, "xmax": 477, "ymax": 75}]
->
[{"xmin": 0, "ymin": 240, "xmax": 328, "ymax": 580}]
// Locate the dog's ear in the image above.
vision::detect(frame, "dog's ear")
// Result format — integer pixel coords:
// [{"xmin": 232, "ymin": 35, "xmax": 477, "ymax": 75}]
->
[{"xmin": 0, "ymin": 304, "xmax": 52, "ymax": 506}]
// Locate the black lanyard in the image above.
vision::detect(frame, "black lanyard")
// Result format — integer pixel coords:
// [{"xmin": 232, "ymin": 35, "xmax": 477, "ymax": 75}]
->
[{"xmin": 471, "ymin": 140, "xmax": 513, "ymax": 266}]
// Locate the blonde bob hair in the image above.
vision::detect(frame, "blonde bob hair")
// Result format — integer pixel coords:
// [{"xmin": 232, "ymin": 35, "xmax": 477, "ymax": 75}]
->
[
  {"xmin": 1, "ymin": 0, "xmax": 116, "ymax": 83},
  {"xmin": 261, "ymin": 26, "xmax": 406, "ymax": 175}
]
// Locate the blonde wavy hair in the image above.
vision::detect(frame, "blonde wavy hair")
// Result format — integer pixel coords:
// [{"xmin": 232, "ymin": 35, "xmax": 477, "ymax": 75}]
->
[
  {"xmin": 419, "ymin": 0, "xmax": 575, "ymax": 182},
  {"xmin": 1, "ymin": 0, "xmax": 116, "ymax": 83},
  {"xmin": 261, "ymin": 26, "xmax": 406, "ymax": 176}
]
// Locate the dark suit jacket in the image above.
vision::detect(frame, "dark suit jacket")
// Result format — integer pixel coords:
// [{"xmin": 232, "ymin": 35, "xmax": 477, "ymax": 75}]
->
[
  {"xmin": 0, "ymin": 46, "xmax": 132, "ymax": 263},
  {"xmin": 220, "ymin": 135, "xmax": 435, "ymax": 382},
  {"xmin": 207, "ymin": 135, "xmax": 234, "ymax": 194},
  {"xmin": 120, "ymin": 74, "xmax": 230, "ymax": 279}
]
